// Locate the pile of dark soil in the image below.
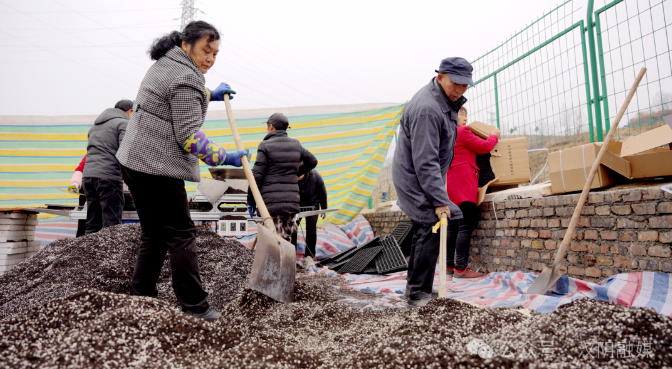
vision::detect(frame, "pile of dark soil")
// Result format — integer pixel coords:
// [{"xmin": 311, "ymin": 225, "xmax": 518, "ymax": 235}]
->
[
  {"xmin": 0, "ymin": 224, "xmax": 253, "ymax": 320},
  {"xmin": 3, "ymin": 271, "xmax": 672, "ymax": 368}
]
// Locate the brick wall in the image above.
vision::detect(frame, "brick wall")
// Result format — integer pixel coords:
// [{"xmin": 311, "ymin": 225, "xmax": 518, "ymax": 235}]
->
[
  {"xmin": 361, "ymin": 187, "xmax": 672, "ymax": 281},
  {"xmin": 362, "ymin": 211, "xmax": 409, "ymax": 238}
]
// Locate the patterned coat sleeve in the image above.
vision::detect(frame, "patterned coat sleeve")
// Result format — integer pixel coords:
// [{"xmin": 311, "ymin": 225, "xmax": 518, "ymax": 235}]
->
[{"xmin": 168, "ymin": 73, "xmax": 208, "ymax": 145}]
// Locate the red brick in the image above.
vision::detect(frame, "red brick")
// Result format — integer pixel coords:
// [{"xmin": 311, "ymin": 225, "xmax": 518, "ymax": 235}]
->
[
  {"xmin": 638, "ymin": 231, "xmax": 659, "ymax": 242},
  {"xmin": 568, "ymin": 254, "xmax": 579, "ymax": 264},
  {"xmin": 589, "ymin": 193, "xmax": 605, "ymax": 203},
  {"xmin": 581, "ymin": 206, "xmax": 596, "ymax": 215},
  {"xmin": 591, "ymin": 218, "xmax": 616, "ymax": 228},
  {"xmin": 614, "ymin": 256, "xmax": 638, "ymax": 268},
  {"xmin": 515, "ymin": 210, "xmax": 528, "ymax": 218},
  {"xmin": 543, "ymin": 208, "xmax": 555, "ymax": 217},
  {"xmin": 521, "ymin": 240, "xmax": 532, "ymax": 248},
  {"xmin": 532, "ymin": 198, "xmax": 546, "ymax": 207},
  {"xmin": 643, "ymin": 188, "xmax": 662, "ymax": 200},
  {"xmin": 611, "ymin": 205, "xmax": 632, "ymax": 215},
  {"xmin": 582, "ymin": 255, "xmax": 597, "ymax": 266},
  {"xmin": 568, "ymin": 266, "xmax": 585, "ymax": 276},
  {"xmin": 517, "ymin": 229, "xmax": 527, "ymax": 237},
  {"xmin": 504, "ymin": 229, "xmax": 516, "ymax": 237},
  {"xmin": 632, "ymin": 203, "xmax": 657, "ymax": 215},
  {"xmin": 493, "ymin": 258, "xmax": 501, "ymax": 265},
  {"xmin": 620, "ymin": 231, "xmax": 635, "ymax": 242},
  {"xmin": 511, "ymin": 241, "xmax": 520, "ymax": 248},
  {"xmin": 660, "ymin": 232, "xmax": 672, "ymax": 244},
  {"xmin": 650, "ymin": 216, "xmax": 672, "ymax": 229},
  {"xmin": 639, "ymin": 259, "xmax": 660, "ymax": 270},
  {"xmin": 508, "ymin": 220, "xmax": 519, "ymax": 227},
  {"xmin": 570, "ymin": 242, "xmax": 588, "ymax": 252},
  {"xmin": 600, "ymin": 244, "xmax": 610, "ymax": 254},
  {"xmin": 539, "ymin": 230, "xmax": 551, "ymax": 238},
  {"xmin": 501, "ymin": 240, "xmax": 511, "ymax": 247},
  {"xmin": 497, "ymin": 249, "xmax": 506, "ymax": 256},
  {"xmin": 578, "ymin": 218, "xmax": 590, "ymax": 227},
  {"xmin": 584, "ymin": 230, "xmax": 599, "ymax": 240},
  {"xmin": 602, "ymin": 269, "xmax": 614, "ymax": 277},
  {"xmin": 621, "ymin": 190, "xmax": 642, "ymax": 202},
  {"xmin": 495, "ymin": 230, "xmax": 505, "ymax": 237},
  {"xmin": 528, "ymin": 251, "xmax": 540, "ymax": 259},
  {"xmin": 617, "ymin": 219, "xmax": 647, "ymax": 229},
  {"xmin": 505, "ymin": 210, "xmax": 516, "ymax": 218},
  {"xmin": 506, "ymin": 249, "xmax": 515, "ymax": 257},
  {"xmin": 600, "ymin": 231, "xmax": 617, "ymax": 240},
  {"xmin": 519, "ymin": 219, "xmax": 531, "ymax": 227},
  {"xmin": 544, "ymin": 240, "xmax": 557, "ymax": 250},
  {"xmin": 527, "ymin": 230, "xmax": 539, "ymax": 238},
  {"xmin": 541, "ymin": 252, "xmax": 551, "ymax": 260},
  {"xmin": 585, "ymin": 267, "xmax": 602, "ymax": 278},
  {"xmin": 663, "ymin": 261, "xmax": 672, "ymax": 273},
  {"xmin": 597, "ymin": 255, "xmax": 613, "ymax": 266},
  {"xmin": 531, "ymin": 219, "xmax": 548, "ymax": 228},
  {"xmin": 611, "ymin": 245, "xmax": 620, "ymax": 254},
  {"xmin": 490, "ymin": 249, "xmax": 498, "ymax": 256},
  {"xmin": 588, "ymin": 243, "xmax": 600, "ymax": 253},
  {"xmin": 648, "ymin": 246, "xmax": 671, "ymax": 258},
  {"xmin": 605, "ymin": 192, "xmax": 621, "ymax": 203},
  {"xmin": 658, "ymin": 202, "xmax": 672, "ymax": 214},
  {"xmin": 595, "ymin": 205, "xmax": 611, "ymax": 216},
  {"xmin": 548, "ymin": 219, "xmax": 560, "ymax": 228},
  {"xmin": 630, "ymin": 244, "xmax": 647, "ymax": 256}
]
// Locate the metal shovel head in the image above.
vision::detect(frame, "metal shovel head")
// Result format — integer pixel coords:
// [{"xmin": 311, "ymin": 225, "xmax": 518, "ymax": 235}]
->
[
  {"xmin": 197, "ymin": 177, "xmax": 229, "ymax": 204},
  {"xmin": 248, "ymin": 224, "xmax": 295, "ymax": 302},
  {"xmin": 526, "ymin": 263, "xmax": 563, "ymax": 295}
]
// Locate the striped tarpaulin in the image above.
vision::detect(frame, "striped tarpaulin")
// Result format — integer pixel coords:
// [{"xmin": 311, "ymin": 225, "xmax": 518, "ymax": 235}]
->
[
  {"xmin": 303, "ymin": 269, "xmax": 672, "ymax": 315},
  {"xmin": 1, "ymin": 105, "xmax": 404, "ymax": 224}
]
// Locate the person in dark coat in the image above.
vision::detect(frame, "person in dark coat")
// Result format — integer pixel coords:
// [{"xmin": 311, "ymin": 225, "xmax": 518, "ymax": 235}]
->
[
  {"xmin": 82, "ymin": 100, "xmax": 131, "ymax": 235},
  {"xmin": 116, "ymin": 21, "xmax": 249, "ymax": 322},
  {"xmin": 392, "ymin": 57, "xmax": 473, "ymax": 307},
  {"xmin": 247, "ymin": 113, "xmax": 318, "ymax": 243},
  {"xmin": 294, "ymin": 169, "xmax": 328, "ymax": 259},
  {"xmin": 445, "ymin": 107, "xmax": 499, "ymax": 279}
]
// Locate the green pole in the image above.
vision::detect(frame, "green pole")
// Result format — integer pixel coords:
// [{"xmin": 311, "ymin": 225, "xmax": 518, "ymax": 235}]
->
[
  {"xmin": 368, "ymin": 196, "xmax": 372, "ymax": 209},
  {"xmin": 580, "ymin": 20, "xmax": 596, "ymax": 144},
  {"xmin": 494, "ymin": 73, "xmax": 500, "ymax": 129},
  {"xmin": 586, "ymin": 0, "xmax": 603, "ymax": 142},
  {"xmin": 595, "ymin": 0, "xmax": 626, "ymax": 134}
]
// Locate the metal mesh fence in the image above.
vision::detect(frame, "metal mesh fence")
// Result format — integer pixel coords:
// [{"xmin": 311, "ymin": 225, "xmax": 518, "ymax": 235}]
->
[
  {"xmin": 595, "ymin": 0, "xmax": 672, "ymax": 141},
  {"xmin": 370, "ymin": 0, "xmax": 672, "ymax": 207}
]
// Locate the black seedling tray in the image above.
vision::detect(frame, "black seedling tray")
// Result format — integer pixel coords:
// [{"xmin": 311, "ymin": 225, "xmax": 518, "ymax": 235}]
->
[
  {"xmin": 390, "ymin": 220, "xmax": 413, "ymax": 256},
  {"xmin": 375, "ymin": 236, "xmax": 408, "ymax": 274},
  {"xmin": 316, "ymin": 236, "xmax": 380, "ymax": 267},
  {"xmin": 338, "ymin": 245, "xmax": 384, "ymax": 274},
  {"xmin": 361, "ymin": 261, "xmax": 379, "ymax": 274},
  {"xmin": 325, "ymin": 259, "xmax": 349, "ymax": 272}
]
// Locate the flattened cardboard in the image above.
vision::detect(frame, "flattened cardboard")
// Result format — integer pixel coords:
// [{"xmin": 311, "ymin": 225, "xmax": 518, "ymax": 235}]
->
[
  {"xmin": 477, "ymin": 175, "xmax": 503, "ymax": 206},
  {"xmin": 548, "ymin": 143, "xmax": 626, "ymax": 194},
  {"xmin": 489, "ymin": 137, "xmax": 531, "ymax": 186},
  {"xmin": 620, "ymin": 124, "xmax": 672, "ymax": 157},
  {"xmin": 468, "ymin": 121, "xmax": 499, "ymax": 139}
]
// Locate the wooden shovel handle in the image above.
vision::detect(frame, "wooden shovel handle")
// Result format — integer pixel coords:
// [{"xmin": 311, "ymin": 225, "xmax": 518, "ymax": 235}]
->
[
  {"xmin": 553, "ymin": 67, "xmax": 647, "ymax": 265},
  {"xmin": 224, "ymin": 94, "xmax": 276, "ymax": 232}
]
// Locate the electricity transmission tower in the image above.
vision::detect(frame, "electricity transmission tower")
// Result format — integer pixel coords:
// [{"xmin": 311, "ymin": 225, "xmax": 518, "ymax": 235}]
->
[{"xmin": 180, "ymin": 0, "xmax": 197, "ymax": 30}]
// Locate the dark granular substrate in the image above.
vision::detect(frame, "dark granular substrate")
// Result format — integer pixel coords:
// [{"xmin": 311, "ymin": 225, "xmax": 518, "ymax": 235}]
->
[
  {"xmin": 2, "ymin": 281, "xmax": 671, "ymax": 368},
  {"xmin": 0, "ymin": 223, "xmax": 254, "ymax": 320}
]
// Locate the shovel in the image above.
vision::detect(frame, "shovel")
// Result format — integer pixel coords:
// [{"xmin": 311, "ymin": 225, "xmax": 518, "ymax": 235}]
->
[
  {"xmin": 527, "ymin": 67, "xmax": 646, "ymax": 295},
  {"xmin": 223, "ymin": 94, "xmax": 295, "ymax": 303},
  {"xmin": 432, "ymin": 212, "xmax": 448, "ymax": 298}
]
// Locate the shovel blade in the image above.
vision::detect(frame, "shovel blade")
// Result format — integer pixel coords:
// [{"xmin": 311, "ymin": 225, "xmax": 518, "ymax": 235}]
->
[
  {"xmin": 526, "ymin": 264, "xmax": 563, "ymax": 295},
  {"xmin": 248, "ymin": 225, "xmax": 295, "ymax": 302}
]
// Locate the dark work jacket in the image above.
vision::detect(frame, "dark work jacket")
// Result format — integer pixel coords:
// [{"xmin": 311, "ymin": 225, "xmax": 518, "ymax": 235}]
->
[
  {"xmin": 83, "ymin": 108, "xmax": 128, "ymax": 182},
  {"xmin": 299, "ymin": 170, "xmax": 328, "ymax": 210},
  {"xmin": 247, "ymin": 130, "xmax": 318, "ymax": 215},
  {"xmin": 392, "ymin": 77, "xmax": 465, "ymax": 223}
]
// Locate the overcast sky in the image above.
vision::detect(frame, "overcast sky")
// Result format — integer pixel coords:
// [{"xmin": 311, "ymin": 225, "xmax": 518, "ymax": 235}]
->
[{"xmin": 0, "ymin": 0, "xmax": 573, "ymax": 115}]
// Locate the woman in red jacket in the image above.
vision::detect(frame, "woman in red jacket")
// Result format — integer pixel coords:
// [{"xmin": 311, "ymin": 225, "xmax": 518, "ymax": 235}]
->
[{"xmin": 446, "ymin": 107, "xmax": 500, "ymax": 278}]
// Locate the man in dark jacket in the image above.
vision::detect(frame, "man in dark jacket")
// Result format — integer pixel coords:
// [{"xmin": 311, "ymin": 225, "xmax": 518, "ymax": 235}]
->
[
  {"xmin": 294, "ymin": 169, "xmax": 328, "ymax": 258},
  {"xmin": 248, "ymin": 113, "xmax": 318, "ymax": 242},
  {"xmin": 392, "ymin": 57, "xmax": 473, "ymax": 307},
  {"xmin": 82, "ymin": 99, "xmax": 131, "ymax": 234}
]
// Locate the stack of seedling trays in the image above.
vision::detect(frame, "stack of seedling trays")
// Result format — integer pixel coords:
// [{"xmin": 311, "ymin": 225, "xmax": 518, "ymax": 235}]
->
[
  {"xmin": 316, "ymin": 235, "xmax": 407, "ymax": 275},
  {"xmin": 390, "ymin": 219, "xmax": 413, "ymax": 256}
]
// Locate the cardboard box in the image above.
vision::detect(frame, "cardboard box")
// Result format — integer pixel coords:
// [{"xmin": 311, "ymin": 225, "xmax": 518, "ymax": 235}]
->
[
  {"xmin": 489, "ymin": 137, "xmax": 532, "ymax": 186},
  {"xmin": 548, "ymin": 142, "xmax": 627, "ymax": 194},
  {"xmin": 468, "ymin": 121, "xmax": 499, "ymax": 139},
  {"xmin": 605, "ymin": 124, "xmax": 672, "ymax": 179}
]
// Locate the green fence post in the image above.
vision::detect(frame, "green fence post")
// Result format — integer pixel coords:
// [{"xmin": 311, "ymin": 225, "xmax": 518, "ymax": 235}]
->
[
  {"xmin": 580, "ymin": 20, "xmax": 596, "ymax": 143},
  {"xmin": 494, "ymin": 73, "xmax": 500, "ymax": 129},
  {"xmin": 586, "ymin": 0, "xmax": 603, "ymax": 142},
  {"xmin": 368, "ymin": 196, "xmax": 372, "ymax": 209}
]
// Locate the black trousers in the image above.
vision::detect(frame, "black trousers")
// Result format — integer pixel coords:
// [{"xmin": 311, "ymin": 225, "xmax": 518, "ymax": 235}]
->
[
  {"xmin": 82, "ymin": 178, "xmax": 124, "ymax": 235},
  {"xmin": 406, "ymin": 221, "xmax": 441, "ymax": 300},
  {"xmin": 446, "ymin": 202, "xmax": 479, "ymax": 271},
  {"xmin": 121, "ymin": 165, "xmax": 209, "ymax": 313},
  {"xmin": 295, "ymin": 215, "xmax": 318, "ymax": 258},
  {"xmin": 76, "ymin": 192, "xmax": 86, "ymax": 238}
]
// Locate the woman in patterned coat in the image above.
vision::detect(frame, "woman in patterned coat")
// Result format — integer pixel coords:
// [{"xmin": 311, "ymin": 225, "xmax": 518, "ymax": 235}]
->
[{"xmin": 116, "ymin": 21, "xmax": 248, "ymax": 322}]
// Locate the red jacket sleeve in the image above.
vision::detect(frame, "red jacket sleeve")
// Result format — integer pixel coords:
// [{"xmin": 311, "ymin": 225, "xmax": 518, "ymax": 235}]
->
[
  {"xmin": 75, "ymin": 155, "xmax": 86, "ymax": 172},
  {"xmin": 461, "ymin": 127, "xmax": 499, "ymax": 154}
]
